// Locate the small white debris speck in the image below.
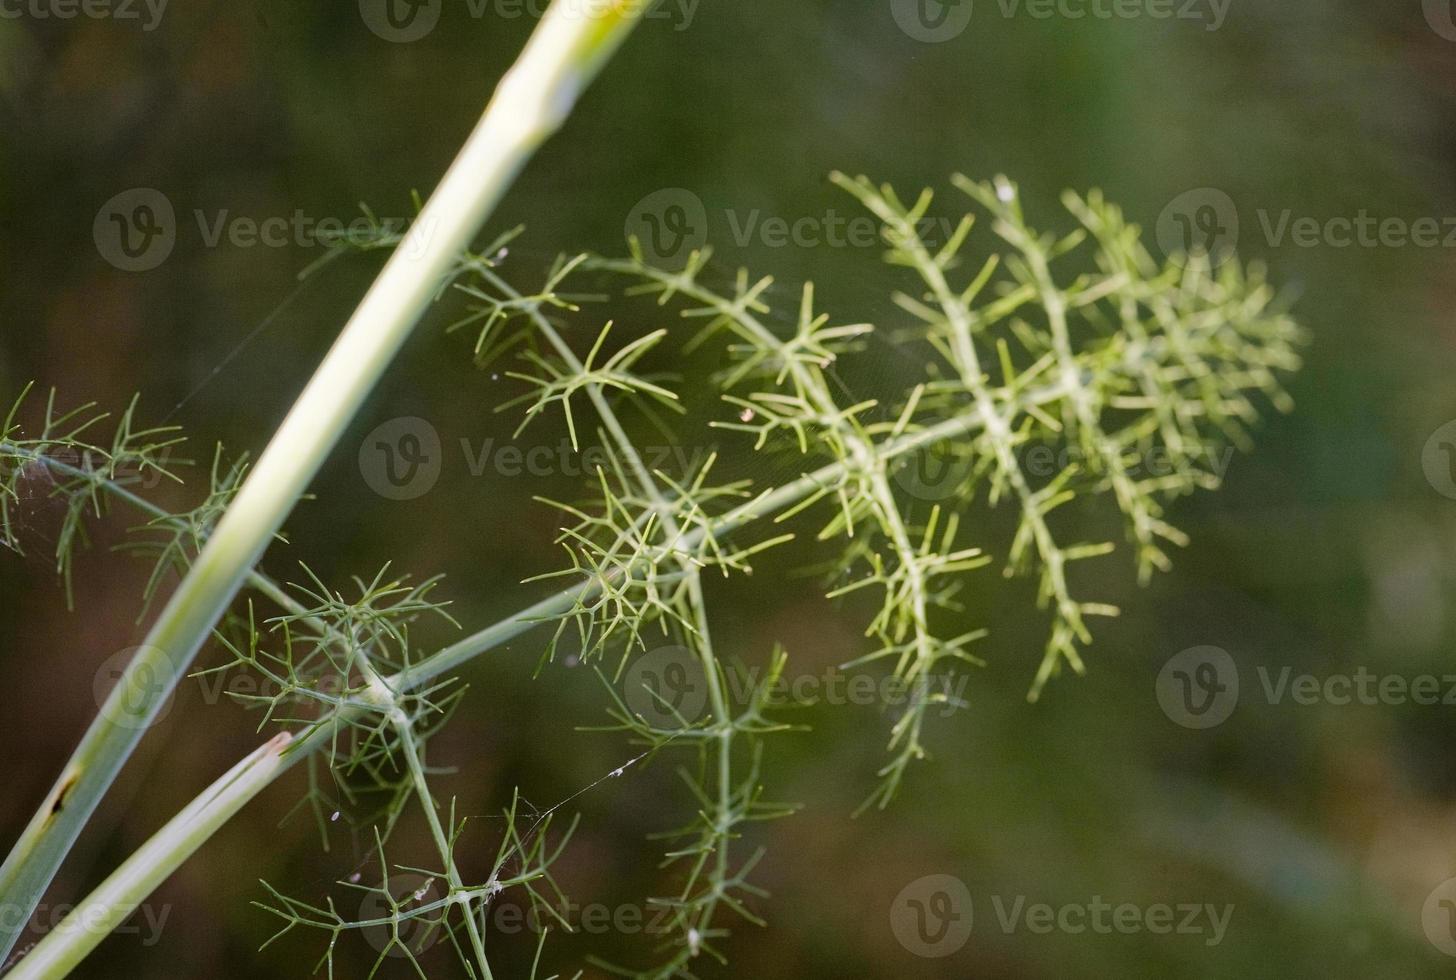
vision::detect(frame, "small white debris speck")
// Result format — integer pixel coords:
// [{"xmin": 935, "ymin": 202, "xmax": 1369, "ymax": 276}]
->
[{"xmin": 739, "ymin": 408, "xmax": 755, "ymax": 423}]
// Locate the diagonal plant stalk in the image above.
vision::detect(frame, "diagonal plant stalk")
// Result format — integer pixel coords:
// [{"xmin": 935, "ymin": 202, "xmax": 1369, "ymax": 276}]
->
[
  {"xmin": 5, "ymin": 394, "xmax": 1068, "ymax": 977},
  {"xmin": 0, "ymin": 1, "xmax": 648, "ymax": 965},
  {"xmin": 351, "ymin": 639, "xmax": 496, "ymax": 980},
  {"xmin": 6, "ymin": 181, "xmax": 1302, "ymax": 974},
  {"xmin": 1, "ymin": 735, "xmax": 295, "ymax": 980}
]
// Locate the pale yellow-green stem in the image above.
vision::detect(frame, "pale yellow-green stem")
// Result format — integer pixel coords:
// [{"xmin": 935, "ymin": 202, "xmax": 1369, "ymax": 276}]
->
[
  {"xmin": 0, "ymin": 1, "xmax": 647, "ymax": 969},
  {"xmin": 4, "ymin": 395, "xmax": 1077, "ymax": 978},
  {"xmin": 3, "ymin": 735, "xmax": 294, "ymax": 980}
]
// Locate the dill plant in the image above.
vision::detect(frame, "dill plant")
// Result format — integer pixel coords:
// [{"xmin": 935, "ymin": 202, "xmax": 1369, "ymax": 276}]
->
[{"xmin": 0, "ymin": 9, "xmax": 1304, "ymax": 980}]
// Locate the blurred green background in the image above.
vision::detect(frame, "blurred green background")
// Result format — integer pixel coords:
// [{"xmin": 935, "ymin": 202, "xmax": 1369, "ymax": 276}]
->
[{"xmin": 3, "ymin": 0, "xmax": 1456, "ymax": 976}]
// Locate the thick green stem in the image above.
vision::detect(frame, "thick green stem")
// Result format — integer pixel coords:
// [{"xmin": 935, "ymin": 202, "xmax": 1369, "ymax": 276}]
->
[
  {"xmin": 6, "ymin": 393, "xmax": 1079, "ymax": 976},
  {"xmin": 0, "ymin": 1, "xmax": 646, "ymax": 968},
  {"xmin": 2, "ymin": 734, "xmax": 294, "ymax": 980}
]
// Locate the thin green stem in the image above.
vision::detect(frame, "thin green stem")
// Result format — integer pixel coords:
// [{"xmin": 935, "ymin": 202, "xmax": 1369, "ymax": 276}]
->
[
  {"xmin": 478, "ymin": 266, "xmax": 741, "ymax": 966},
  {"xmin": 0, "ymin": 1, "xmax": 646, "ymax": 968},
  {"xmin": 594, "ymin": 260, "xmax": 942, "ymax": 723},
  {"xmin": 11, "ymin": 389, "xmax": 1076, "ymax": 975},
  {"xmin": 835, "ymin": 174, "xmax": 1086, "ymax": 697},
  {"xmin": 0, "ymin": 442, "xmax": 329, "ymax": 632},
  {"xmin": 392, "ymin": 706, "xmax": 493, "ymax": 980}
]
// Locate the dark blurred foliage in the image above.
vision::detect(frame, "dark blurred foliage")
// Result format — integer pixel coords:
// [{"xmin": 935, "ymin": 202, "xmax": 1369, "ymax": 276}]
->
[{"xmin": 3, "ymin": 0, "xmax": 1456, "ymax": 976}]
